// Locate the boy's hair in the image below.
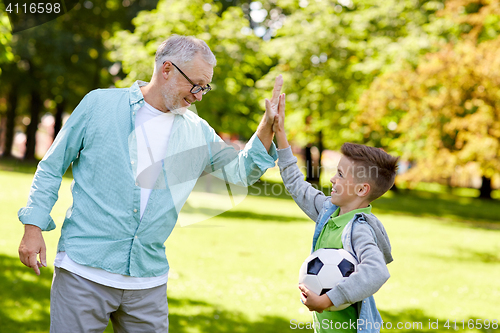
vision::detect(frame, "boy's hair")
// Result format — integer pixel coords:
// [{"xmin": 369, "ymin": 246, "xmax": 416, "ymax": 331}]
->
[{"xmin": 340, "ymin": 143, "xmax": 399, "ymax": 202}]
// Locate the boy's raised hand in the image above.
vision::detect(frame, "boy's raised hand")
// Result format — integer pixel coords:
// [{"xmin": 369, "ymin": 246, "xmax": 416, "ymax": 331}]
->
[
  {"xmin": 272, "ymin": 93, "xmax": 285, "ymax": 134},
  {"xmin": 257, "ymin": 75, "xmax": 283, "ymax": 152},
  {"xmin": 271, "ymin": 93, "xmax": 289, "ymax": 149},
  {"xmin": 264, "ymin": 75, "xmax": 283, "ymax": 126},
  {"xmin": 299, "ymin": 284, "xmax": 333, "ymax": 313}
]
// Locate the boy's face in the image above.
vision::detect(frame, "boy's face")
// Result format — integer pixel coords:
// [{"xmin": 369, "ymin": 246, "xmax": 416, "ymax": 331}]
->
[{"xmin": 330, "ymin": 156, "xmax": 364, "ymax": 206}]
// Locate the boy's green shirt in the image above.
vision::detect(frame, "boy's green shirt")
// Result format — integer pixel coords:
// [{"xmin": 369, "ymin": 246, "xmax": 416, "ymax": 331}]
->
[{"xmin": 312, "ymin": 205, "xmax": 372, "ymax": 333}]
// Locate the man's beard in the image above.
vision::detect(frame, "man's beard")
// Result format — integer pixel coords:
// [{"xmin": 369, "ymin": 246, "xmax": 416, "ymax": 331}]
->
[{"xmin": 161, "ymin": 80, "xmax": 188, "ymax": 115}]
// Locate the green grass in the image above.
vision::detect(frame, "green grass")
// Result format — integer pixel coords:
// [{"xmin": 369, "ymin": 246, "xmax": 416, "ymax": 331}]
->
[{"xmin": 1, "ymin": 160, "xmax": 500, "ymax": 333}]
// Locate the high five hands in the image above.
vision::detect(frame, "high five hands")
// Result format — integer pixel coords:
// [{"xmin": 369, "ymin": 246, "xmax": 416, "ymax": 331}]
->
[{"xmin": 265, "ymin": 75, "xmax": 289, "ymax": 149}]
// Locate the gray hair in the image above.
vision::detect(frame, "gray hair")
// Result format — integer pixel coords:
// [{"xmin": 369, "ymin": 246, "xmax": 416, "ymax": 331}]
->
[{"xmin": 154, "ymin": 35, "xmax": 217, "ymax": 74}]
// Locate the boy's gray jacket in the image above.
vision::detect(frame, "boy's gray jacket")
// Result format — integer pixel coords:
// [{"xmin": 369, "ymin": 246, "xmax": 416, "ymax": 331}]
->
[{"xmin": 278, "ymin": 147, "xmax": 393, "ymax": 333}]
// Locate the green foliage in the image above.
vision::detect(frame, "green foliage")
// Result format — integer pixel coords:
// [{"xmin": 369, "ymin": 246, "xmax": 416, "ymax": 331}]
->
[
  {"xmin": 0, "ymin": 1, "xmax": 14, "ymax": 67},
  {"xmin": 355, "ymin": 0, "xmax": 500, "ymax": 187},
  {"xmin": 358, "ymin": 38, "xmax": 500, "ymax": 184},
  {"xmin": 255, "ymin": 0, "xmax": 457, "ymax": 149},
  {"xmin": 440, "ymin": 0, "xmax": 500, "ymax": 42},
  {"xmin": 2, "ymin": 0, "xmax": 499, "ymax": 184},
  {"xmin": 0, "ymin": 0, "xmax": 158, "ymax": 123},
  {"xmin": 110, "ymin": 0, "xmax": 274, "ymax": 137}
]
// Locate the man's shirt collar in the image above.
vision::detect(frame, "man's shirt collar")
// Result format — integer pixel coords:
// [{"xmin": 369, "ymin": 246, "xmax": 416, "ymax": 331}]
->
[
  {"xmin": 129, "ymin": 80, "xmax": 188, "ymax": 118},
  {"xmin": 129, "ymin": 80, "xmax": 148, "ymax": 106}
]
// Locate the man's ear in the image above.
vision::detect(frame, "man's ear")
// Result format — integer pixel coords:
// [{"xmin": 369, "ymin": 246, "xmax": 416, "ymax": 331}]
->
[
  {"xmin": 355, "ymin": 183, "xmax": 370, "ymax": 198},
  {"xmin": 162, "ymin": 61, "xmax": 173, "ymax": 80}
]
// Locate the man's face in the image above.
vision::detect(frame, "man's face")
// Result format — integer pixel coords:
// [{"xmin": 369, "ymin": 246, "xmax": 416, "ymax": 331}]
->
[
  {"xmin": 330, "ymin": 156, "xmax": 361, "ymax": 206},
  {"xmin": 161, "ymin": 56, "xmax": 213, "ymax": 114}
]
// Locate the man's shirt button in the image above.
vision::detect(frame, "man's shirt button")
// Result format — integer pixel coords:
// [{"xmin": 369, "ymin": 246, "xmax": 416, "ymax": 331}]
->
[{"xmin": 134, "ymin": 209, "xmax": 138, "ymax": 213}]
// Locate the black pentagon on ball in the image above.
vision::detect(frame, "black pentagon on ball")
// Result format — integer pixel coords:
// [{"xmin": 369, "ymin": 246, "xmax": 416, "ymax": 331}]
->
[
  {"xmin": 320, "ymin": 288, "xmax": 331, "ymax": 296},
  {"xmin": 338, "ymin": 259, "xmax": 355, "ymax": 277},
  {"xmin": 307, "ymin": 257, "xmax": 324, "ymax": 275}
]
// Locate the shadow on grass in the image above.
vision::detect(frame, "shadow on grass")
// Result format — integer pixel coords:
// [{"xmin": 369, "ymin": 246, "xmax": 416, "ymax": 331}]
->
[
  {"xmin": 0, "ymin": 254, "xmax": 297, "ymax": 333},
  {"xmin": 0, "ymin": 156, "xmax": 73, "ymax": 178},
  {"xmin": 428, "ymin": 247, "xmax": 500, "ymax": 264},
  {"xmin": 1, "ymin": 252, "xmax": 498, "ymax": 333},
  {"xmin": 181, "ymin": 202, "xmax": 308, "ymax": 223},
  {"xmin": 0, "ymin": 253, "xmax": 52, "ymax": 333},
  {"xmin": 373, "ymin": 189, "xmax": 500, "ymax": 230},
  {"xmin": 168, "ymin": 297, "xmax": 295, "ymax": 333},
  {"xmin": 3, "ymin": 156, "xmax": 499, "ymax": 229},
  {"xmin": 247, "ymin": 180, "xmax": 296, "ymax": 200},
  {"xmin": 218, "ymin": 209, "xmax": 309, "ymax": 223},
  {"xmin": 379, "ymin": 308, "xmax": 500, "ymax": 333},
  {"xmin": 245, "ymin": 180, "xmax": 500, "ymax": 229},
  {"xmin": 187, "ymin": 179, "xmax": 500, "ymax": 228}
]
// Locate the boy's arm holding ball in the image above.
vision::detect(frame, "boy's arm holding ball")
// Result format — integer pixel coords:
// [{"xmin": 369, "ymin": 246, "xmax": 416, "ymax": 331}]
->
[
  {"xmin": 299, "ymin": 284, "xmax": 333, "ymax": 313},
  {"xmin": 299, "ymin": 227, "xmax": 391, "ymax": 313},
  {"xmin": 326, "ymin": 223, "xmax": 390, "ymax": 309}
]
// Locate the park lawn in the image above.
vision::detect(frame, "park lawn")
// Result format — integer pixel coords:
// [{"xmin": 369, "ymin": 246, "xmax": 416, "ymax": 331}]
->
[{"xmin": 1, "ymin": 166, "xmax": 499, "ymax": 333}]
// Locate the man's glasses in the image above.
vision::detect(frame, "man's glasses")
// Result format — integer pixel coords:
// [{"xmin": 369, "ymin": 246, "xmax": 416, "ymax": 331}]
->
[{"xmin": 163, "ymin": 61, "xmax": 212, "ymax": 95}]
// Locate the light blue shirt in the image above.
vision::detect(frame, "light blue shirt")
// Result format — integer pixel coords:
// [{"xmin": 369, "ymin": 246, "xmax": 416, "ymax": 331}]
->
[{"xmin": 18, "ymin": 81, "xmax": 278, "ymax": 277}]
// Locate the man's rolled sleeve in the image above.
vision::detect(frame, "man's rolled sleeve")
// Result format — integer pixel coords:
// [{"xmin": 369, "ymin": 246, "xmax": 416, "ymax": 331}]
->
[
  {"xmin": 203, "ymin": 122, "xmax": 278, "ymax": 186},
  {"xmin": 18, "ymin": 206, "xmax": 57, "ymax": 231},
  {"xmin": 245, "ymin": 133, "xmax": 278, "ymax": 171}
]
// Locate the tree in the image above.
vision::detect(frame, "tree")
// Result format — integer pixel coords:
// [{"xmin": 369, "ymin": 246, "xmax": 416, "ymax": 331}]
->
[
  {"xmin": 0, "ymin": 0, "xmax": 158, "ymax": 160},
  {"xmin": 0, "ymin": 1, "xmax": 15, "ymax": 157},
  {"xmin": 110, "ymin": 0, "xmax": 274, "ymax": 138},
  {"xmin": 357, "ymin": 0, "xmax": 500, "ymax": 198},
  {"xmin": 439, "ymin": 0, "xmax": 500, "ymax": 42},
  {"xmin": 358, "ymin": 40, "xmax": 500, "ymax": 198},
  {"xmin": 0, "ymin": 2, "xmax": 13, "ymax": 64},
  {"xmin": 255, "ymin": 0, "xmax": 456, "ymax": 181}
]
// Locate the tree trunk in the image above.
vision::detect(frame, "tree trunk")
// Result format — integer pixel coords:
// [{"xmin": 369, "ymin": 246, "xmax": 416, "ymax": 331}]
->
[
  {"xmin": 305, "ymin": 131, "xmax": 324, "ymax": 184},
  {"xmin": 53, "ymin": 101, "xmax": 65, "ymax": 139},
  {"xmin": 24, "ymin": 90, "xmax": 42, "ymax": 160},
  {"xmin": 317, "ymin": 130, "xmax": 323, "ymax": 184},
  {"xmin": 305, "ymin": 145, "xmax": 312, "ymax": 180},
  {"xmin": 305, "ymin": 145, "xmax": 319, "ymax": 183},
  {"xmin": 3, "ymin": 84, "xmax": 18, "ymax": 158},
  {"xmin": 479, "ymin": 176, "xmax": 492, "ymax": 199}
]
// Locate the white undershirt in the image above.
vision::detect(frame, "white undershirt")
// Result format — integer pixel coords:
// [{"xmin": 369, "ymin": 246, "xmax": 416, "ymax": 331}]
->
[
  {"xmin": 135, "ymin": 102, "xmax": 175, "ymax": 219},
  {"xmin": 55, "ymin": 102, "xmax": 175, "ymax": 289}
]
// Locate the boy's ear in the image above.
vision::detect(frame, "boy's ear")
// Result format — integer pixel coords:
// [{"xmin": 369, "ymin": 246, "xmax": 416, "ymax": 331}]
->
[{"xmin": 355, "ymin": 183, "xmax": 370, "ymax": 198}]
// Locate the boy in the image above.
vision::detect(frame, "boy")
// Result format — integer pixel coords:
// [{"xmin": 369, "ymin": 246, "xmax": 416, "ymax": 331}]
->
[{"xmin": 270, "ymin": 93, "xmax": 398, "ymax": 333}]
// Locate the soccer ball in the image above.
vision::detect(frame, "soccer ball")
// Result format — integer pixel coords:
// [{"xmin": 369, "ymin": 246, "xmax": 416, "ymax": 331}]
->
[{"xmin": 298, "ymin": 248, "xmax": 358, "ymax": 311}]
